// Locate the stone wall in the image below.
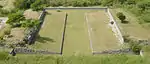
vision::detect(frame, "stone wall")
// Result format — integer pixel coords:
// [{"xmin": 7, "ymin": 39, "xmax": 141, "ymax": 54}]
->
[
  {"xmin": 107, "ymin": 8, "xmax": 124, "ymax": 44},
  {"xmin": 26, "ymin": 10, "xmax": 46, "ymax": 45},
  {"xmin": 93, "ymin": 48, "xmax": 133, "ymax": 54},
  {"xmin": 45, "ymin": 7, "xmax": 107, "ymax": 10},
  {"xmin": 13, "ymin": 48, "xmax": 60, "ymax": 54}
]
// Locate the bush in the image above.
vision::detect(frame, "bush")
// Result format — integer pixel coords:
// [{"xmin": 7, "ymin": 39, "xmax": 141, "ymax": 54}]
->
[
  {"xmin": 129, "ymin": 42, "xmax": 142, "ymax": 55},
  {"xmin": 6, "ymin": 12, "xmax": 25, "ymax": 27},
  {"xmin": 3, "ymin": 26, "xmax": 11, "ymax": 35},
  {"xmin": 57, "ymin": 9, "xmax": 61, "ymax": 12},
  {"xmin": 0, "ymin": 9, "xmax": 9, "ymax": 17},
  {"xmin": 116, "ymin": 12, "xmax": 126, "ymax": 23},
  {"xmin": 21, "ymin": 19, "xmax": 40, "ymax": 28}
]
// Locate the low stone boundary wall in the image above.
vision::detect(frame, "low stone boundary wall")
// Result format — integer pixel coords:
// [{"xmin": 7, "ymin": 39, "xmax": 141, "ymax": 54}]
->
[
  {"xmin": 93, "ymin": 48, "xmax": 133, "ymax": 54},
  {"xmin": 107, "ymin": 9, "xmax": 124, "ymax": 44},
  {"xmin": 13, "ymin": 48, "xmax": 60, "ymax": 54},
  {"xmin": 26, "ymin": 10, "xmax": 47, "ymax": 45},
  {"xmin": 45, "ymin": 7, "xmax": 107, "ymax": 10}
]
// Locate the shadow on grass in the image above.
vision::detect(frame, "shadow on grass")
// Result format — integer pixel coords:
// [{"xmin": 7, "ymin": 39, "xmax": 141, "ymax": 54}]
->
[
  {"xmin": 122, "ymin": 20, "xmax": 129, "ymax": 24},
  {"xmin": 36, "ymin": 35, "xmax": 56, "ymax": 43}
]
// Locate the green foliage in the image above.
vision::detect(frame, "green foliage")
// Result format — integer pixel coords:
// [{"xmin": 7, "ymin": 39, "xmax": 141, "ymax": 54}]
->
[
  {"xmin": 21, "ymin": 19, "xmax": 40, "ymax": 28},
  {"xmin": 129, "ymin": 41, "xmax": 142, "ymax": 55},
  {"xmin": 1, "ymin": 54, "xmax": 150, "ymax": 64},
  {"xmin": 123, "ymin": 35, "xmax": 143, "ymax": 55},
  {"xmin": 101, "ymin": 0, "xmax": 113, "ymax": 6},
  {"xmin": 57, "ymin": 9, "xmax": 61, "ymax": 12},
  {"xmin": 14, "ymin": 0, "xmax": 49, "ymax": 11},
  {"xmin": 116, "ymin": 12, "xmax": 126, "ymax": 23},
  {"xmin": 0, "ymin": 26, "xmax": 11, "ymax": 40},
  {"xmin": 13, "ymin": 0, "xmax": 35, "ymax": 10},
  {"xmin": 14, "ymin": 0, "xmax": 101, "ymax": 10},
  {"xmin": 102, "ymin": 0, "xmax": 150, "ymax": 24},
  {"xmin": 3, "ymin": 26, "xmax": 11, "ymax": 35},
  {"xmin": 140, "ymin": 13, "xmax": 150, "ymax": 23},
  {"xmin": 0, "ymin": 52, "xmax": 8, "ymax": 60},
  {"xmin": 137, "ymin": 0, "xmax": 150, "ymax": 11},
  {"xmin": 0, "ymin": 8, "xmax": 9, "ymax": 17},
  {"xmin": 31, "ymin": 0, "xmax": 49, "ymax": 11},
  {"xmin": 6, "ymin": 12, "xmax": 25, "ymax": 27}
]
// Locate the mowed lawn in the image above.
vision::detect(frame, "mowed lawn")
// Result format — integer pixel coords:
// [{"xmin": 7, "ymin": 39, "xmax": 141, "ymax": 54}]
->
[
  {"xmin": 63, "ymin": 10, "xmax": 91, "ymax": 55},
  {"xmin": 86, "ymin": 11, "xmax": 120, "ymax": 52},
  {"xmin": 30, "ymin": 11, "xmax": 66, "ymax": 52},
  {"xmin": 110, "ymin": 8, "xmax": 150, "ymax": 39}
]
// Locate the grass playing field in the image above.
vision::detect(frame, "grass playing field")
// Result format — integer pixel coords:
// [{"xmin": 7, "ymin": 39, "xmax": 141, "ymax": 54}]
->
[
  {"xmin": 29, "ymin": 11, "xmax": 66, "ymax": 53},
  {"xmin": 86, "ymin": 11, "xmax": 120, "ymax": 52},
  {"xmin": 63, "ymin": 10, "xmax": 91, "ymax": 55},
  {"xmin": 31, "ymin": 9, "xmax": 120, "ymax": 55}
]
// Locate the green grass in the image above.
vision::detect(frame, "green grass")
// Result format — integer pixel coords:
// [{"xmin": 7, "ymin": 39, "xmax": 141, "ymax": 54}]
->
[
  {"xmin": 110, "ymin": 8, "xmax": 150, "ymax": 39},
  {"xmin": 30, "ymin": 9, "xmax": 126, "ymax": 55},
  {"xmin": 0, "ymin": 54, "xmax": 149, "ymax": 64},
  {"xmin": 29, "ymin": 11, "xmax": 66, "ymax": 52},
  {"xmin": 30, "ymin": 10, "xmax": 123, "ymax": 55},
  {"xmin": 86, "ymin": 11, "xmax": 120, "ymax": 52},
  {"xmin": 63, "ymin": 10, "xmax": 91, "ymax": 55}
]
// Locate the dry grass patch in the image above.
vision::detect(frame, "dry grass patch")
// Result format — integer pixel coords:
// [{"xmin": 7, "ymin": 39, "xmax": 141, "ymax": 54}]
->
[
  {"xmin": 24, "ymin": 9, "xmax": 41, "ymax": 20},
  {"xmin": 6, "ymin": 28, "xmax": 25, "ymax": 44}
]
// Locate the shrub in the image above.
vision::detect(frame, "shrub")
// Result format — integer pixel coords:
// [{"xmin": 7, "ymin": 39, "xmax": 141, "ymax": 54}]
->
[
  {"xmin": 116, "ymin": 12, "xmax": 126, "ymax": 23},
  {"xmin": 129, "ymin": 42, "xmax": 142, "ymax": 55},
  {"xmin": 3, "ymin": 26, "xmax": 11, "ymax": 35},
  {"xmin": 21, "ymin": 19, "xmax": 40, "ymax": 28},
  {"xmin": 57, "ymin": 9, "xmax": 61, "ymax": 12},
  {"xmin": 6, "ymin": 12, "xmax": 25, "ymax": 27},
  {"xmin": 0, "ymin": 9, "xmax": 9, "ymax": 17}
]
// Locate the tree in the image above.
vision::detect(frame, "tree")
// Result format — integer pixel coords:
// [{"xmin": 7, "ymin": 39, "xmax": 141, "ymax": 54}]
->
[
  {"xmin": 116, "ymin": 12, "xmax": 126, "ymax": 23},
  {"xmin": 14, "ymin": 0, "xmax": 35, "ymax": 9},
  {"xmin": 6, "ymin": 12, "xmax": 25, "ymax": 27},
  {"xmin": 101, "ymin": 0, "xmax": 113, "ymax": 6},
  {"xmin": 31, "ymin": 0, "xmax": 49, "ymax": 11}
]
